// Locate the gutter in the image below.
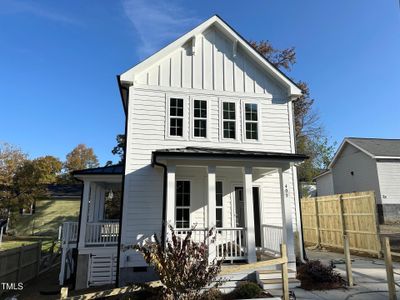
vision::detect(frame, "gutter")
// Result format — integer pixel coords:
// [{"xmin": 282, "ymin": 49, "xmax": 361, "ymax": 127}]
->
[
  {"xmin": 115, "ymin": 75, "xmax": 130, "ymax": 287},
  {"xmin": 151, "ymin": 156, "xmax": 168, "ymax": 249}
]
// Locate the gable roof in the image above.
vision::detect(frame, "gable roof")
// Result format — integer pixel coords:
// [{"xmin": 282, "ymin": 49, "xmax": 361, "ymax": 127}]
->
[
  {"xmin": 328, "ymin": 137, "xmax": 400, "ymax": 168},
  {"xmin": 119, "ymin": 15, "xmax": 302, "ymax": 97}
]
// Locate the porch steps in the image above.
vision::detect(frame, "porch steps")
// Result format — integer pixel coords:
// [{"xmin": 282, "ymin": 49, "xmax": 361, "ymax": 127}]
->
[{"xmin": 256, "ymin": 269, "xmax": 300, "ymax": 291}]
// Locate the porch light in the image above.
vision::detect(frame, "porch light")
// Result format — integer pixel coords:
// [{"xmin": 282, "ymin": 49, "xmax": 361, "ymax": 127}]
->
[{"xmin": 107, "ymin": 190, "xmax": 114, "ymax": 200}]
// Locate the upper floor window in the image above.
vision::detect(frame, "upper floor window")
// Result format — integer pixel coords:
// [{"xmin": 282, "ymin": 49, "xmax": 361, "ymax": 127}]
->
[
  {"xmin": 222, "ymin": 102, "xmax": 236, "ymax": 139},
  {"xmin": 245, "ymin": 103, "xmax": 258, "ymax": 140},
  {"xmin": 169, "ymin": 98, "xmax": 184, "ymax": 137},
  {"xmin": 193, "ymin": 100, "xmax": 207, "ymax": 138}
]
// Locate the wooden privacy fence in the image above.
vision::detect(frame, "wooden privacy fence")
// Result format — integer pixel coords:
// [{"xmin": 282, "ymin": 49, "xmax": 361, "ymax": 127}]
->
[
  {"xmin": 0, "ymin": 243, "xmax": 41, "ymax": 292},
  {"xmin": 301, "ymin": 191, "xmax": 381, "ymax": 256}
]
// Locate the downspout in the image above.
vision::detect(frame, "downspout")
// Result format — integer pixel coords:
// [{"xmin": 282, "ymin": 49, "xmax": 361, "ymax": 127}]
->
[
  {"xmin": 115, "ymin": 75, "xmax": 130, "ymax": 287},
  {"xmin": 152, "ymin": 153, "xmax": 168, "ymax": 249}
]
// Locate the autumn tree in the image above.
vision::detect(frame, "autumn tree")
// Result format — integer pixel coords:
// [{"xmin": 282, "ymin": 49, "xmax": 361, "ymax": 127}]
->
[
  {"xmin": 64, "ymin": 144, "xmax": 99, "ymax": 172},
  {"xmin": 0, "ymin": 143, "xmax": 27, "ymax": 218},
  {"xmin": 249, "ymin": 40, "xmax": 335, "ymax": 181}
]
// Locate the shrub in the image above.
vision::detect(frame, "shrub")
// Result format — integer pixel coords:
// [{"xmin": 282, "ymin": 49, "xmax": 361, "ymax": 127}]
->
[
  {"xmin": 200, "ymin": 288, "xmax": 224, "ymax": 300},
  {"xmin": 233, "ymin": 281, "xmax": 262, "ymax": 299},
  {"xmin": 133, "ymin": 225, "xmax": 223, "ymax": 299},
  {"xmin": 297, "ymin": 260, "xmax": 345, "ymax": 290}
]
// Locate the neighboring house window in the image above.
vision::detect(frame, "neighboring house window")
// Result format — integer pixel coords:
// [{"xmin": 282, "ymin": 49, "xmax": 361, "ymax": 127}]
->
[
  {"xmin": 169, "ymin": 98, "xmax": 184, "ymax": 137},
  {"xmin": 216, "ymin": 181, "xmax": 223, "ymax": 227},
  {"xmin": 244, "ymin": 103, "xmax": 258, "ymax": 140},
  {"xmin": 222, "ymin": 102, "xmax": 236, "ymax": 139},
  {"xmin": 193, "ymin": 100, "xmax": 207, "ymax": 138},
  {"xmin": 176, "ymin": 181, "xmax": 190, "ymax": 228}
]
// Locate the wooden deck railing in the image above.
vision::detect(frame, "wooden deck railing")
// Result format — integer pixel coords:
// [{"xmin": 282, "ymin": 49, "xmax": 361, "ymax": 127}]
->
[{"xmin": 85, "ymin": 222, "xmax": 119, "ymax": 246}]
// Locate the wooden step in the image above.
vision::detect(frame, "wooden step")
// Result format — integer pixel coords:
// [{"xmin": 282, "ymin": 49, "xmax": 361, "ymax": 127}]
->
[
  {"xmin": 260, "ymin": 278, "xmax": 300, "ymax": 290},
  {"xmin": 257, "ymin": 269, "xmax": 296, "ymax": 280}
]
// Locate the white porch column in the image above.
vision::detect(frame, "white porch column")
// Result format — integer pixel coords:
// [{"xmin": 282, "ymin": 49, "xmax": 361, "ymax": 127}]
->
[
  {"xmin": 278, "ymin": 168, "xmax": 296, "ymax": 263},
  {"xmin": 165, "ymin": 165, "xmax": 176, "ymax": 240},
  {"xmin": 78, "ymin": 181, "xmax": 91, "ymax": 249},
  {"xmin": 207, "ymin": 166, "xmax": 216, "ymax": 262},
  {"xmin": 243, "ymin": 166, "xmax": 257, "ymax": 263},
  {"xmin": 87, "ymin": 183, "xmax": 96, "ymax": 222}
]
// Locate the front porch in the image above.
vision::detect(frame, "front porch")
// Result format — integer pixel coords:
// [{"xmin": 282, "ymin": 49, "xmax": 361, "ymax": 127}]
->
[{"xmin": 155, "ymin": 147, "xmax": 307, "ymax": 265}]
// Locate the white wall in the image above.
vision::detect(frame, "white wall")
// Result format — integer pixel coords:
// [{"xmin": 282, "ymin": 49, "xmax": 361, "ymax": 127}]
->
[
  {"xmin": 120, "ymin": 26, "xmax": 299, "ymax": 268},
  {"xmin": 376, "ymin": 161, "xmax": 400, "ymax": 205},
  {"xmin": 331, "ymin": 143, "xmax": 381, "ymax": 201},
  {"xmin": 316, "ymin": 173, "xmax": 334, "ymax": 196}
]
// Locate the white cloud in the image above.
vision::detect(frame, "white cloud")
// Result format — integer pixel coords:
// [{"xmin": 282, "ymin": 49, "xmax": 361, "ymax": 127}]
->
[
  {"xmin": 122, "ymin": 0, "xmax": 201, "ymax": 58},
  {"xmin": 0, "ymin": 0, "xmax": 80, "ymax": 25}
]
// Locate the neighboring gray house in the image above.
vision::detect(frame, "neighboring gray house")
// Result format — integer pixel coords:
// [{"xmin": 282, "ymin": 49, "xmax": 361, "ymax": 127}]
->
[{"xmin": 315, "ymin": 137, "xmax": 400, "ymax": 223}]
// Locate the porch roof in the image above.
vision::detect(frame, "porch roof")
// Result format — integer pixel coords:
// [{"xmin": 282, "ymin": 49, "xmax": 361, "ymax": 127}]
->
[
  {"xmin": 72, "ymin": 164, "xmax": 123, "ymax": 176},
  {"xmin": 152, "ymin": 147, "xmax": 308, "ymax": 162}
]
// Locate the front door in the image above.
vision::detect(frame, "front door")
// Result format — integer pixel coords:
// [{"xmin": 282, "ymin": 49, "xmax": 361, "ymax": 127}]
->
[{"xmin": 234, "ymin": 187, "xmax": 262, "ymax": 247}]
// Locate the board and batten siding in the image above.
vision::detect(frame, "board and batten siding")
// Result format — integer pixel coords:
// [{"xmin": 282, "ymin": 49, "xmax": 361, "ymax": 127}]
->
[
  {"xmin": 132, "ymin": 26, "xmax": 286, "ymax": 97},
  {"xmin": 376, "ymin": 161, "xmax": 400, "ymax": 205}
]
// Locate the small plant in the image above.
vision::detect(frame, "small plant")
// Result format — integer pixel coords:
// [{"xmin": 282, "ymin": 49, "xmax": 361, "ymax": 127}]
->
[
  {"xmin": 297, "ymin": 260, "xmax": 345, "ymax": 290},
  {"xmin": 233, "ymin": 281, "xmax": 262, "ymax": 299},
  {"xmin": 133, "ymin": 225, "xmax": 223, "ymax": 299},
  {"xmin": 200, "ymin": 287, "xmax": 224, "ymax": 300}
]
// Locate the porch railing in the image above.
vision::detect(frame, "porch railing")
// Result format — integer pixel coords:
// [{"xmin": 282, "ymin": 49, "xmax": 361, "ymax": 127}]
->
[
  {"xmin": 215, "ymin": 228, "xmax": 246, "ymax": 260},
  {"xmin": 60, "ymin": 222, "xmax": 78, "ymax": 245},
  {"xmin": 174, "ymin": 227, "xmax": 247, "ymax": 261},
  {"xmin": 262, "ymin": 224, "xmax": 283, "ymax": 255},
  {"xmin": 85, "ymin": 222, "xmax": 119, "ymax": 246}
]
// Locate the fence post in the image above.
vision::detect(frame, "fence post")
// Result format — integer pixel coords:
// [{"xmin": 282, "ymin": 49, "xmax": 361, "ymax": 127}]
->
[
  {"xmin": 314, "ymin": 199, "xmax": 321, "ymax": 247},
  {"xmin": 338, "ymin": 195, "xmax": 346, "ymax": 242},
  {"xmin": 371, "ymin": 192, "xmax": 382, "ymax": 258},
  {"xmin": 36, "ymin": 242, "xmax": 42, "ymax": 276},
  {"xmin": 382, "ymin": 236, "xmax": 397, "ymax": 300},
  {"xmin": 16, "ymin": 245, "xmax": 24, "ymax": 282},
  {"xmin": 60, "ymin": 287, "xmax": 69, "ymax": 299},
  {"xmin": 280, "ymin": 243, "xmax": 289, "ymax": 300},
  {"xmin": 343, "ymin": 235, "xmax": 353, "ymax": 286}
]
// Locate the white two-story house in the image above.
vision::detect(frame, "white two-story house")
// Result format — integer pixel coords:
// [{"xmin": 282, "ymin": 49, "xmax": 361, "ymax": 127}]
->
[{"xmin": 59, "ymin": 15, "xmax": 307, "ymax": 289}]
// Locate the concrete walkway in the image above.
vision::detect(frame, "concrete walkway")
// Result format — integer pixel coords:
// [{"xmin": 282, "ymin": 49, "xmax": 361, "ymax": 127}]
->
[{"xmin": 291, "ymin": 249, "xmax": 400, "ymax": 299}]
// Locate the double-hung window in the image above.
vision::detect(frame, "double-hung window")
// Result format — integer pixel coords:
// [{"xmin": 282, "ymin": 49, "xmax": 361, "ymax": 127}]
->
[
  {"xmin": 222, "ymin": 102, "xmax": 236, "ymax": 139},
  {"xmin": 244, "ymin": 103, "xmax": 258, "ymax": 140},
  {"xmin": 176, "ymin": 181, "xmax": 190, "ymax": 228},
  {"xmin": 169, "ymin": 98, "xmax": 184, "ymax": 137},
  {"xmin": 216, "ymin": 181, "xmax": 223, "ymax": 228},
  {"xmin": 193, "ymin": 100, "xmax": 207, "ymax": 138}
]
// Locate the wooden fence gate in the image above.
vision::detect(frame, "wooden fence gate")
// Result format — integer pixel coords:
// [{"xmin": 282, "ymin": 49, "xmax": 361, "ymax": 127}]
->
[{"xmin": 301, "ymin": 191, "xmax": 381, "ymax": 256}]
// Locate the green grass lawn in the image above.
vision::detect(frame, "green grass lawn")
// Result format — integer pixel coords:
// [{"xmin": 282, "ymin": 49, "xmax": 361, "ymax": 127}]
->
[
  {"xmin": 11, "ymin": 198, "xmax": 80, "ymax": 237},
  {"xmin": 0, "ymin": 240, "xmax": 36, "ymax": 251}
]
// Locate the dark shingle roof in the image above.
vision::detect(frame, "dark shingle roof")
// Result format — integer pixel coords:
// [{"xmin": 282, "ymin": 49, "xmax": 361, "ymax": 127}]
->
[
  {"xmin": 72, "ymin": 164, "xmax": 124, "ymax": 176},
  {"xmin": 46, "ymin": 184, "xmax": 82, "ymax": 198},
  {"xmin": 153, "ymin": 147, "xmax": 308, "ymax": 161},
  {"xmin": 347, "ymin": 138, "xmax": 400, "ymax": 157}
]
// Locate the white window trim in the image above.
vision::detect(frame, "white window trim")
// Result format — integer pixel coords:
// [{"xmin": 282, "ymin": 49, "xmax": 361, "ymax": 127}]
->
[
  {"xmin": 165, "ymin": 93, "xmax": 189, "ymax": 141},
  {"xmin": 219, "ymin": 98, "xmax": 240, "ymax": 142},
  {"xmin": 190, "ymin": 97, "xmax": 211, "ymax": 141},
  {"xmin": 241, "ymin": 100, "xmax": 262, "ymax": 143},
  {"xmin": 216, "ymin": 180, "xmax": 224, "ymax": 228},
  {"xmin": 175, "ymin": 179, "xmax": 191, "ymax": 229}
]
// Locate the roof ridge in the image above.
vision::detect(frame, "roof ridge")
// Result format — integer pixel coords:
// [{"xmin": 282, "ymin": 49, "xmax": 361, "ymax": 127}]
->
[{"xmin": 347, "ymin": 137, "xmax": 400, "ymax": 141}]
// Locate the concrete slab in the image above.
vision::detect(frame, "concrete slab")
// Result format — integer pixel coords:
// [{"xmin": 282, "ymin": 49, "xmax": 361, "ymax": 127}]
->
[{"xmin": 288, "ymin": 249, "xmax": 400, "ymax": 299}]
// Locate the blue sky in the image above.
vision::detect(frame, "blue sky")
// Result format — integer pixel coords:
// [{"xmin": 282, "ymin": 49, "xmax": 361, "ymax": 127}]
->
[{"xmin": 1, "ymin": 0, "xmax": 399, "ymax": 164}]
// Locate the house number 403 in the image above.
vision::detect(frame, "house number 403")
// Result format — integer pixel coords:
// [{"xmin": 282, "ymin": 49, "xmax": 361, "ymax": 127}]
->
[{"xmin": 285, "ymin": 184, "xmax": 289, "ymax": 198}]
